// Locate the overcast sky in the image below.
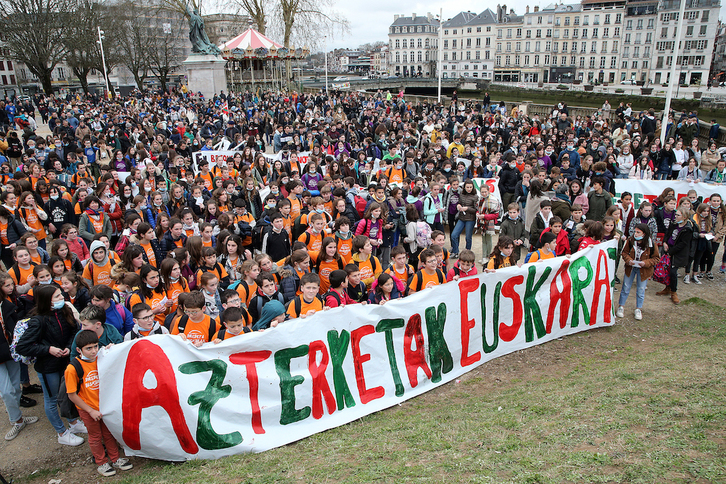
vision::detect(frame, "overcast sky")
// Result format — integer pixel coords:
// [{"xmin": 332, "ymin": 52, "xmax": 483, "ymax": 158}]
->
[{"xmin": 325, "ymin": 0, "xmax": 725, "ymax": 50}]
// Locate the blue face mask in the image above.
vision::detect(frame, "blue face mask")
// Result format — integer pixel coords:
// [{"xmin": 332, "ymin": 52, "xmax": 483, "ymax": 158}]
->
[
  {"xmin": 634, "ymin": 235, "xmax": 643, "ymax": 241},
  {"xmin": 52, "ymin": 300, "xmax": 65, "ymax": 310}
]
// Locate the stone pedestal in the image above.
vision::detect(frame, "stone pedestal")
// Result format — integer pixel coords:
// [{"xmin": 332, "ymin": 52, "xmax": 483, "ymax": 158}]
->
[{"xmin": 183, "ymin": 54, "xmax": 227, "ymax": 99}]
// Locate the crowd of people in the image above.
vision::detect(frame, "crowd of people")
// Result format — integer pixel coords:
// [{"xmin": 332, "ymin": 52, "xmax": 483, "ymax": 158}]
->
[{"xmin": 0, "ymin": 86, "xmax": 724, "ymax": 477}]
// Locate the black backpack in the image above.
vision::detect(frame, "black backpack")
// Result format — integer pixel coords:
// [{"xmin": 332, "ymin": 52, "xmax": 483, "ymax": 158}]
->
[
  {"xmin": 57, "ymin": 358, "xmax": 83, "ymax": 420},
  {"xmin": 176, "ymin": 315, "xmax": 217, "ymax": 342},
  {"xmin": 406, "ymin": 269, "xmax": 445, "ymax": 296}
]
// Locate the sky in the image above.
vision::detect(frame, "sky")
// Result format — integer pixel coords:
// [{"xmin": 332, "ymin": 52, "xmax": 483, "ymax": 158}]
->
[{"xmin": 325, "ymin": 0, "xmax": 725, "ymax": 50}]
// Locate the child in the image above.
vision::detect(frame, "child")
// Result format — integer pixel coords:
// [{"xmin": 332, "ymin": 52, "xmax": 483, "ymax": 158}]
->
[
  {"xmin": 529, "ymin": 200, "xmax": 553, "ymax": 249},
  {"xmin": 48, "ymin": 256, "xmax": 66, "ymax": 285},
  {"xmin": 248, "ymin": 272, "xmax": 286, "ymax": 322},
  {"xmin": 160, "ymin": 258, "xmax": 188, "ymax": 314},
  {"xmin": 537, "ymin": 216, "xmax": 571, "ymax": 256},
  {"xmin": 385, "ymin": 245, "xmax": 415, "ymax": 282},
  {"xmin": 60, "ymin": 271, "xmax": 91, "ymax": 314},
  {"xmin": 65, "ymin": 330, "xmax": 133, "ymax": 477},
  {"xmin": 430, "ymin": 231, "xmax": 450, "ymax": 266},
  {"xmin": 50, "ymin": 239, "xmax": 84, "ymax": 273},
  {"xmin": 195, "ymin": 247, "xmax": 229, "ymax": 288},
  {"xmin": 261, "ymin": 212, "xmax": 291, "ymax": 263},
  {"xmin": 125, "ymin": 303, "xmax": 169, "ymax": 340},
  {"xmin": 368, "ymin": 272, "xmax": 404, "ymax": 304},
  {"xmin": 351, "ymin": 235, "xmax": 382, "ymax": 290},
  {"xmin": 279, "ymin": 250, "xmax": 310, "ymax": 302},
  {"xmin": 354, "ymin": 202, "xmax": 384, "ymax": 251},
  {"xmin": 688, "ymin": 203, "xmax": 712, "ymax": 284},
  {"xmin": 564, "ymin": 203, "xmax": 585, "ymax": 235},
  {"xmin": 299, "ymin": 212, "xmax": 326, "ymax": 252},
  {"xmin": 334, "ymin": 216, "xmax": 354, "ymax": 264},
  {"xmin": 486, "ymin": 236, "xmax": 519, "ymax": 271},
  {"xmin": 324, "ymin": 269, "xmax": 357, "ymax": 308},
  {"xmin": 71, "ymin": 305, "xmax": 123, "ymax": 358},
  {"xmin": 345, "ymin": 264, "xmax": 368, "ymax": 303},
  {"xmin": 406, "ymin": 248, "xmax": 446, "ymax": 295},
  {"xmin": 527, "ymin": 231, "xmax": 558, "ymax": 263},
  {"xmin": 233, "ymin": 260, "xmax": 260, "ymax": 307},
  {"xmin": 213, "ymin": 307, "xmax": 253, "ymax": 342},
  {"xmin": 170, "ymin": 291, "xmax": 221, "ymax": 347},
  {"xmin": 578, "ymin": 221, "xmax": 604, "ymax": 251},
  {"xmin": 499, "ymin": 203, "xmax": 527, "ymax": 264},
  {"xmin": 476, "ymin": 183, "xmax": 501, "ymax": 264},
  {"xmin": 447, "ymin": 249, "xmax": 478, "ymax": 281},
  {"xmin": 616, "ymin": 224, "xmax": 660, "ymax": 321},
  {"xmin": 286, "ymin": 273, "xmax": 324, "ymax": 319},
  {"xmin": 313, "ymin": 237, "xmax": 345, "ymax": 294},
  {"xmin": 82, "ymin": 241, "xmax": 114, "ymax": 288},
  {"xmin": 199, "ymin": 272, "xmax": 222, "ymax": 319},
  {"xmin": 628, "ymin": 201, "xmax": 658, "ymax": 243},
  {"xmin": 251, "ymin": 300, "xmax": 287, "ymax": 331},
  {"xmin": 9, "ymin": 246, "xmax": 36, "ymax": 294}
]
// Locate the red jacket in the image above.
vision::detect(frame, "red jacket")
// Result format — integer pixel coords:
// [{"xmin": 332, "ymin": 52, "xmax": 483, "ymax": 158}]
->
[
  {"xmin": 325, "ymin": 288, "xmax": 356, "ymax": 308},
  {"xmin": 539, "ymin": 227, "xmax": 571, "ymax": 256},
  {"xmin": 446, "ymin": 261, "xmax": 478, "ymax": 282}
]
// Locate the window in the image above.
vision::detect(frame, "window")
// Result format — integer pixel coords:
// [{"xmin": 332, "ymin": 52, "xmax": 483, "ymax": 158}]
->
[
  {"xmin": 402, "ymin": 39, "xmax": 407, "ymax": 48},
  {"xmin": 1, "ymin": 76, "xmax": 6, "ymax": 85},
  {"xmin": 614, "ymin": 27, "xmax": 620, "ymax": 36},
  {"xmin": 452, "ymin": 52, "xmax": 456, "ymax": 60},
  {"xmin": 561, "ymin": 55, "xmax": 567, "ymax": 65},
  {"xmin": 635, "ymin": 33, "xmax": 641, "ymax": 43},
  {"xmin": 538, "ymin": 16, "xmax": 542, "ymax": 24},
  {"xmin": 536, "ymin": 29, "xmax": 542, "ymax": 38},
  {"xmin": 686, "ymin": 26, "xmax": 694, "ymax": 36},
  {"xmin": 0, "ymin": 62, "xmax": 5, "ymax": 72},
  {"xmin": 535, "ymin": 41, "xmax": 541, "ymax": 52},
  {"xmin": 646, "ymin": 33, "xmax": 653, "ymax": 43},
  {"xmin": 594, "ymin": 15, "xmax": 600, "ymax": 25},
  {"xmin": 603, "ymin": 27, "xmax": 609, "ymax": 37},
  {"xmin": 485, "ymin": 51, "xmax": 490, "ymax": 59},
  {"xmin": 564, "ymin": 29, "xmax": 569, "ymax": 38},
  {"xmin": 396, "ymin": 53, "xmax": 400, "ymax": 62},
  {"xmin": 625, "ymin": 33, "xmax": 631, "ymax": 43},
  {"xmin": 584, "ymin": 15, "xmax": 589, "ymax": 25},
  {"xmin": 601, "ymin": 41, "xmax": 608, "ymax": 53},
  {"xmin": 453, "ymin": 29, "xmax": 457, "ymax": 34},
  {"xmin": 616, "ymin": 13, "xmax": 622, "ymax": 23},
  {"xmin": 546, "ymin": 41, "xmax": 551, "ymax": 51},
  {"xmin": 648, "ymin": 19, "xmax": 654, "ymax": 29},
  {"xmin": 395, "ymin": 40, "xmax": 400, "ymax": 48},
  {"xmin": 526, "ymin": 29, "xmax": 532, "ymax": 38},
  {"xmin": 476, "ymin": 38, "xmax": 481, "ymax": 47},
  {"xmin": 497, "ymin": 42, "xmax": 502, "ymax": 52},
  {"xmin": 475, "ymin": 51, "xmax": 480, "ymax": 59},
  {"xmin": 548, "ymin": 15, "xmax": 553, "ymax": 24},
  {"xmin": 622, "ymin": 60, "xmax": 628, "ymax": 68},
  {"xmin": 600, "ymin": 56, "xmax": 606, "ymax": 68},
  {"xmin": 418, "ymin": 51, "xmax": 422, "ymax": 61},
  {"xmin": 699, "ymin": 25, "xmax": 707, "ymax": 35},
  {"xmin": 632, "ymin": 60, "xmax": 638, "ymax": 69},
  {"xmin": 633, "ymin": 46, "xmax": 640, "ymax": 57},
  {"xmin": 581, "ymin": 41, "xmax": 586, "ymax": 53},
  {"xmin": 657, "ymin": 56, "xmax": 663, "ymax": 68},
  {"xmin": 496, "ymin": 56, "xmax": 501, "ymax": 66},
  {"xmin": 524, "ymin": 55, "xmax": 529, "ymax": 65},
  {"xmin": 466, "ymin": 51, "xmax": 471, "ymax": 60},
  {"xmin": 623, "ymin": 46, "xmax": 629, "ymax": 57},
  {"xmin": 506, "ymin": 42, "xmax": 512, "ymax": 52},
  {"xmin": 525, "ymin": 41, "xmax": 531, "ymax": 51},
  {"xmin": 571, "ymin": 55, "xmax": 576, "ymax": 65},
  {"xmin": 612, "ymin": 41, "xmax": 618, "ymax": 53},
  {"xmin": 9, "ymin": 75, "xmax": 14, "ymax": 85},
  {"xmin": 565, "ymin": 17, "xmax": 570, "ymax": 26},
  {"xmin": 467, "ymin": 27, "xmax": 472, "ymax": 33},
  {"xmin": 605, "ymin": 14, "xmax": 610, "ymax": 24},
  {"xmin": 686, "ymin": 11, "xmax": 698, "ymax": 20},
  {"xmin": 425, "ymin": 51, "xmax": 429, "ymax": 61},
  {"xmin": 611, "ymin": 56, "xmax": 617, "ymax": 68},
  {"xmin": 552, "ymin": 56, "xmax": 557, "ymax": 66},
  {"xmin": 555, "ymin": 17, "xmax": 560, "ymax": 26},
  {"xmin": 642, "ymin": 60, "xmax": 648, "ymax": 69},
  {"xmin": 487, "ymin": 26, "xmax": 491, "ymax": 32},
  {"xmin": 589, "ymin": 56, "xmax": 595, "ymax": 68},
  {"xmin": 702, "ymin": 10, "xmax": 709, "ymax": 21},
  {"xmin": 452, "ymin": 39, "xmax": 457, "ymax": 48},
  {"xmin": 527, "ymin": 16, "xmax": 532, "ymax": 24},
  {"xmin": 544, "ymin": 54, "xmax": 549, "ymax": 65},
  {"xmin": 444, "ymin": 30, "xmax": 448, "ymax": 35},
  {"xmin": 486, "ymin": 38, "xmax": 490, "ymax": 46},
  {"xmin": 466, "ymin": 39, "xmax": 471, "ymax": 47},
  {"xmin": 546, "ymin": 29, "xmax": 552, "ymax": 37},
  {"xmin": 425, "ymin": 39, "xmax": 430, "ymax": 47},
  {"xmin": 574, "ymin": 17, "xmax": 580, "ymax": 26},
  {"xmin": 498, "ymin": 29, "xmax": 502, "ymax": 38},
  {"xmin": 517, "ymin": 28, "xmax": 522, "ymax": 37},
  {"xmin": 563, "ymin": 42, "xmax": 568, "ymax": 52},
  {"xmin": 534, "ymin": 54, "xmax": 539, "ymax": 65},
  {"xmin": 477, "ymin": 27, "xmax": 481, "ymax": 32},
  {"xmin": 579, "ymin": 57, "xmax": 585, "ymax": 67},
  {"xmin": 661, "ymin": 27, "xmax": 668, "ymax": 38},
  {"xmin": 592, "ymin": 28, "xmax": 598, "ymax": 38},
  {"xmin": 507, "ymin": 29, "xmax": 512, "ymax": 38},
  {"xmin": 582, "ymin": 29, "xmax": 587, "ymax": 39},
  {"xmin": 417, "ymin": 39, "xmax": 422, "ymax": 47},
  {"xmin": 591, "ymin": 41, "xmax": 597, "ymax": 53},
  {"xmin": 644, "ymin": 46, "xmax": 650, "ymax": 56},
  {"xmin": 516, "ymin": 42, "xmax": 521, "ymax": 51}
]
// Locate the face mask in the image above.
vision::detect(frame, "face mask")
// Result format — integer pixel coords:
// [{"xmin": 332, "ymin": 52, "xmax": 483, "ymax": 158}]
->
[
  {"xmin": 169, "ymin": 276, "xmax": 179, "ymax": 282},
  {"xmin": 145, "ymin": 186, "xmax": 152, "ymax": 192},
  {"xmin": 39, "ymin": 279, "xmax": 52, "ymax": 285},
  {"xmin": 50, "ymin": 194, "xmax": 59, "ymax": 200},
  {"xmin": 444, "ymin": 168, "xmax": 451, "ymax": 172},
  {"xmin": 79, "ymin": 353, "xmax": 96, "ymax": 362},
  {"xmin": 159, "ymin": 187, "xmax": 167, "ymax": 192},
  {"xmin": 139, "ymin": 204, "xmax": 147, "ymax": 210},
  {"xmin": 315, "ymin": 208, "xmax": 324, "ymax": 214},
  {"xmin": 510, "ymin": 163, "xmax": 517, "ymax": 169},
  {"xmin": 154, "ymin": 201, "xmax": 162, "ymax": 207},
  {"xmin": 634, "ymin": 235, "xmax": 643, "ymax": 241},
  {"xmin": 52, "ymin": 300, "xmax": 65, "ymax": 310},
  {"xmin": 146, "ymin": 283, "xmax": 155, "ymax": 289}
]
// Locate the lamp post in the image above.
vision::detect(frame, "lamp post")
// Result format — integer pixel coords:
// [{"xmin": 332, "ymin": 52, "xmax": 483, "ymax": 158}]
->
[
  {"xmin": 324, "ymin": 36, "xmax": 329, "ymax": 94},
  {"xmin": 660, "ymin": 0, "xmax": 688, "ymax": 146},
  {"xmin": 437, "ymin": 8, "xmax": 443, "ymax": 103},
  {"xmin": 97, "ymin": 26, "xmax": 110, "ymax": 97}
]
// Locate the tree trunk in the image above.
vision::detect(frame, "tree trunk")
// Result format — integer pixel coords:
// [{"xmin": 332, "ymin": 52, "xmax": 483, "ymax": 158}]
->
[
  {"xmin": 73, "ymin": 68, "xmax": 89, "ymax": 94},
  {"xmin": 133, "ymin": 72, "xmax": 145, "ymax": 90},
  {"xmin": 39, "ymin": 71, "xmax": 54, "ymax": 95},
  {"xmin": 159, "ymin": 73, "xmax": 168, "ymax": 93}
]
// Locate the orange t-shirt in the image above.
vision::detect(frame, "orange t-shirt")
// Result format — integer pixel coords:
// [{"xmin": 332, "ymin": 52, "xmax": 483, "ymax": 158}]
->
[
  {"xmin": 286, "ymin": 296, "xmax": 323, "ymax": 319},
  {"xmin": 128, "ymin": 290, "xmax": 168, "ymax": 325},
  {"xmin": 0, "ymin": 220, "xmax": 8, "ymax": 245},
  {"xmin": 29, "ymin": 252, "xmax": 42, "ymax": 265},
  {"xmin": 202, "ymin": 238, "xmax": 214, "ymax": 247},
  {"xmin": 354, "ymin": 255, "xmax": 381, "ymax": 288},
  {"xmin": 8, "ymin": 264, "xmax": 33, "ymax": 286},
  {"xmin": 196, "ymin": 264, "xmax": 228, "ymax": 287},
  {"xmin": 82, "ymin": 260, "xmax": 114, "ymax": 287},
  {"xmin": 140, "ymin": 240, "xmax": 156, "ymax": 267},
  {"xmin": 170, "ymin": 314, "xmax": 221, "ymax": 345},
  {"xmin": 19, "ymin": 207, "xmax": 46, "ymax": 240},
  {"xmin": 336, "ymin": 237, "xmax": 353, "ymax": 264},
  {"xmin": 315, "ymin": 258, "xmax": 342, "ymax": 294},
  {"xmin": 88, "ymin": 214, "xmax": 104, "ymax": 234},
  {"xmin": 199, "ymin": 172, "xmax": 213, "ymax": 191},
  {"xmin": 212, "ymin": 326, "xmax": 252, "ymax": 341},
  {"xmin": 235, "ymin": 281, "xmax": 257, "ymax": 307},
  {"xmin": 527, "ymin": 250, "xmax": 555, "ymax": 263},
  {"xmin": 299, "ymin": 230, "xmax": 324, "ymax": 252},
  {"xmin": 385, "ymin": 264, "xmax": 414, "ymax": 282},
  {"xmin": 166, "ymin": 279, "xmax": 188, "ymax": 313},
  {"xmin": 288, "ymin": 196, "xmax": 303, "ymax": 222},
  {"xmin": 406, "ymin": 269, "xmax": 445, "ymax": 294},
  {"xmin": 282, "ymin": 215, "xmax": 292, "ymax": 237},
  {"xmin": 64, "ymin": 358, "xmax": 100, "ymax": 411},
  {"xmin": 74, "ymin": 202, "xmax": 83, "ymax": 216}
]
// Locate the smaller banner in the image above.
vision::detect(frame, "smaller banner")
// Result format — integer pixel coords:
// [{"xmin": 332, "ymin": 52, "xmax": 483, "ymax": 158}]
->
[{"xmin": 613, "ymin": 180, "xmax": 726, "ymax": 206}]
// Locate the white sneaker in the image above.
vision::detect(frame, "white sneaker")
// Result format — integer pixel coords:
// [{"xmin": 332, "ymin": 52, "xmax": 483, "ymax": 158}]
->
[
  {"xmin": 69, "ymin": 419, "xmax": 87, "ymax": 434},
  {"xmin": 634, "ymin": 308, "xmax": 642, "ymax": 320},
  {"xmin": 5, "ymin": 421, "xmax": 25, "ymax": 441},
  {"xmin": 113, "ymin": 458, "xmax": 133, "ymax": 471},
  {"xmin": 615, "ymin": 306, "xmax": 624, "ymax": 318},
  {"xmin": 683, "ymin": 274, "xmax": 691, "ymax": 284},
  {"xmin": 97, "ymin": 462, "xmax": 117, "ymax": 477},
  {"xmin": 58, "ymin": 429, "xmax": 84, "ymax": 446},
  {"xmin": 22, "ymin": 416, "xmax": 38, "ymax": 425},
  {"xmin": 693, "ymin": 274, "xmax": 702, "ymax": 285}
]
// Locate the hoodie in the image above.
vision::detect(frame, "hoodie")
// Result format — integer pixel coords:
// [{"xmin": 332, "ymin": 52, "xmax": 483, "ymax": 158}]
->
[
  {"xmin": 252, "ymin": 300, "xmax": 286, "ymax": 331},
  {"xmin": 83, "ymin": 240, "xmax": 116, "ymax": 287}
]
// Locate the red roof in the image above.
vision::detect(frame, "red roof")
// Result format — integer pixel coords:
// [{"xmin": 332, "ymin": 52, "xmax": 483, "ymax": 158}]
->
[{"xmin": 220, "ymin": 29, "xmax": 283, "ymax": 51}]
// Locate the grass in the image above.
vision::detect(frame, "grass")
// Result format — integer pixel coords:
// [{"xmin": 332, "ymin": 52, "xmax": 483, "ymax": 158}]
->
[{"xmin": 29, "ymin": 298, "xmax": 726, "ymax": 484}]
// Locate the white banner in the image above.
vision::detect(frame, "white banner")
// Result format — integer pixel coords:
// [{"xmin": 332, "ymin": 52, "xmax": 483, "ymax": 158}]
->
[
  {"xmin": 192, "ymin": 151, "xmax": 312, "ymax": 175},
  {"xmin": 613, "ymin": 179, "xmax": 726, "ymax": 206},
  {"xmin": 97, "ymin": 241, "xmax": 616, "ymax": 461}
]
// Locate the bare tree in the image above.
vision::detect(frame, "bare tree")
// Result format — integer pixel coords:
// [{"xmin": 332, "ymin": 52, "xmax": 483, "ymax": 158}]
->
[
  {"xmin": 146, "ymin": 15, "xmax": 186, "ymax": 92},
  {"xmin": 0, "ymin": 0, "xmax": 74, "ymax": 94},
  {"xmin": 235, "ymin": 0, "xmax": 267, "ymax": 33}
]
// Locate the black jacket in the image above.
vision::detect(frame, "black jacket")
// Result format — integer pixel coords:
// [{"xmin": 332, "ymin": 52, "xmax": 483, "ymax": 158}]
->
[
  {"xmin": 666, "ymin": 221, "xmax": 694, "ymax": 268},
  {"xmin": 0, "ymin": 299, "xmax": 19, "ymax": 363},
  {"xmin": 44, "ymin": 198, "xmax": 74, "ymax": 228},
  {"xmin": 16, "ymin": 310, "xmax": 77, "ymax": 374},
  {"xmin": 498, "ymin": 164, "xmax": 520, "ymax": 195}
]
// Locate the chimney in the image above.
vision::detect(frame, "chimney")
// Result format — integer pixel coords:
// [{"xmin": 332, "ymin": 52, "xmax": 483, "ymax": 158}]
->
[
  {"xmin": 534, "ymin": 5, "xmax": 539, "ymax": 12},
  {"xmin": 526, "ymin": 5, "xmax": 530, "ymax": 13},
  {"xmin": 503, "ymin": 5, "xmax": 507, "ymax": 16},
  {"xmin": 497, "ymin": 4, "xmax": 502, "ymax": 22},
  {"xmin": 427, "ymin": 12, "xmax": 432, "ymax": 20},
  {"xmin": 412, "ymin": 13, "xmax": 416, "ymax": 20},
  {"xmin": 394, "ymin": 14, "xmax": 399, "ymax": 20},
  {"xmin": 510, "ymin": 8, "xmax": 514, "ymax": 14}
]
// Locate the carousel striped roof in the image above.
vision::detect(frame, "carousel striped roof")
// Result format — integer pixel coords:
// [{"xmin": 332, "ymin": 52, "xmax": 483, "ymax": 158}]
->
[{"xmin": 219, "ymin": 28, "xmax": 283, "ymax": 51}]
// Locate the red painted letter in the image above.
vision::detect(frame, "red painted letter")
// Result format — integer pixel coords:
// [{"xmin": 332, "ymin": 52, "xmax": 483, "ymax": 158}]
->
[
  {"xmin": 547, "ymin": 260, "xmax": 572, "ymax": 333},
  {"xmin": 459, "ymin": 278, "xmax": 482, "ymax": 367},
  {"xmin": 403, "ymin": 313, "xmax": 432, "ymax": 387},
  {"xmin": 229, "ymin": 350, "xmax": 272, "ymax": 434},
  {"xmin": 351, "ymin": 325, "xmax": 385, "ymax": 404},
  {"xmin": 591, "ymin": 250, "xmax": 612, "ymax": 325},
  {"xmin": 122, "ymin": 340, "xmax": 198, "ymax": 453},
  {"xmin": 498, "ymin": 275, "xmax": 524, "ymax": 342},
  {"xmin": 307, "ymin": 340, "xmax": 336, "ymax": 419}
]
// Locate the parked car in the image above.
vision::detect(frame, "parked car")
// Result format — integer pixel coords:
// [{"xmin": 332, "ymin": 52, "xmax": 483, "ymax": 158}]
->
[{"xmin": 621, "ymin": 79, "xmax": 637, "ymax": 85}]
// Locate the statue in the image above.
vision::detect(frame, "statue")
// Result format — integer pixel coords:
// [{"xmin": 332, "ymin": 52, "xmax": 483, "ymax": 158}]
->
[{"xmin": 187, "ymin": 7, "xmax": 221, "ymax": 56}]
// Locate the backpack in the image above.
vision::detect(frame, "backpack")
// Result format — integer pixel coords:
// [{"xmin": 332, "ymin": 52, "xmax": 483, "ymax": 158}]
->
[
  {"xmin": 292, "ymin": 214, "xmax": 307, "ymax": 241},
  {"xmin": 175, "ymin": 314, "xmax": 217, "ymax": 342},
  {"xmin": 415, "ymin": 221, "xmax": 433, "ymax": 248},
  {"xmin": 10, "ymin": 263, "xmax": 37, "ymax": 287},
  {"xmin": 10, "ymin": 318, "xmax": 35, "ymax": 365},
  {"xmin": 354, "ymin": 218, "xmax": 372, "ymax": 236},
  {"xmin": 354, "ymin": 195, "xmax": 367, "ymax": 218},
  {"xmin": 323, "ymin": 290, "xmax": 342, "ymax": 308},
  {"xmin": 57, "ymin": 358, "xmax": 83, "ymax": 420},
  {"xmin": 524, "ymin": 250, "xmax": 542, "ymax": 264},
  {"xmin": 124, "ymin": 290, "xmax": 144, "ymax": 311}
]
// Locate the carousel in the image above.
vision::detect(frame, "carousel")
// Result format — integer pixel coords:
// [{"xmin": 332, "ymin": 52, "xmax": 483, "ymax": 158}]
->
[{"xmin": 220, "ymin": 28, "xmax": 309, "ymax": 92}]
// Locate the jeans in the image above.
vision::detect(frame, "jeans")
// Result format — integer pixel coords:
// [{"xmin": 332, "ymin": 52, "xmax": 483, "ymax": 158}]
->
[
  {"xmin": 450, "ymin": 220, "xmax": 475, "ymax": 254},
  {"xmin": 669, "ymin": 264, "xmax": 680, "ymax": 292},
  {"xmin": 0, "ymin": 360, "xmax": 23, "ymax": 423},
  {"xmin": 482, "ymin": 232, "xmax": 494, "ymax": 260},
  {"xmin": 655, "ymin": 170, "xmax": 670, "ymax": 180},
  {"xmin": 39, "ymin": 371, "xmax": 72, "ymax": 434},
  {"xmin": 618, "ymin": 267, "xmax": 647, "ymax": 309}
]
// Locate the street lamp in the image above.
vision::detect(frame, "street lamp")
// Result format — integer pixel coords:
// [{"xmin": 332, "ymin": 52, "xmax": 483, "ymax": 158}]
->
[
  {"xmin": 97, "ymin": 26, "xmax": 110, "ymax": 98},
  {"xmin": 324, "ymin": 36, "xmax": 329, "ymax": 94},
  {"xmin": 437, "ymin": 8, "xmax": 442, "ymax": 103}
]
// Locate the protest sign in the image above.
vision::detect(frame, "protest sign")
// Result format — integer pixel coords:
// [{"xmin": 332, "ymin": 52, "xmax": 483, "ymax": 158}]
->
[
  {"xmin": 98, "ymin": 241, "xmax": 617, "ymax": 461},
  {"xmin": 613, "ymin": 180, "xmax": 726, "ymax": 206}
]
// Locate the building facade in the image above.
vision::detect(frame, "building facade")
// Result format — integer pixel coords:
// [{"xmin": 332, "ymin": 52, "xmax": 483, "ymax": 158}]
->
[
  {"xmin": 441, "ymin": 9, "xmax": 497, "ymax": 80},
  {"xmin": 388, "ymin": 13, "xmax": 439, "ymax": 77}
]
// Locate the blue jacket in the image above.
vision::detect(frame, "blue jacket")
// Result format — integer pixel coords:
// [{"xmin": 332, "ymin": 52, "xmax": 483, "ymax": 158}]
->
[{"xmin": 104, "ymin": 302, "xmax": 134, "ymax": 336}]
